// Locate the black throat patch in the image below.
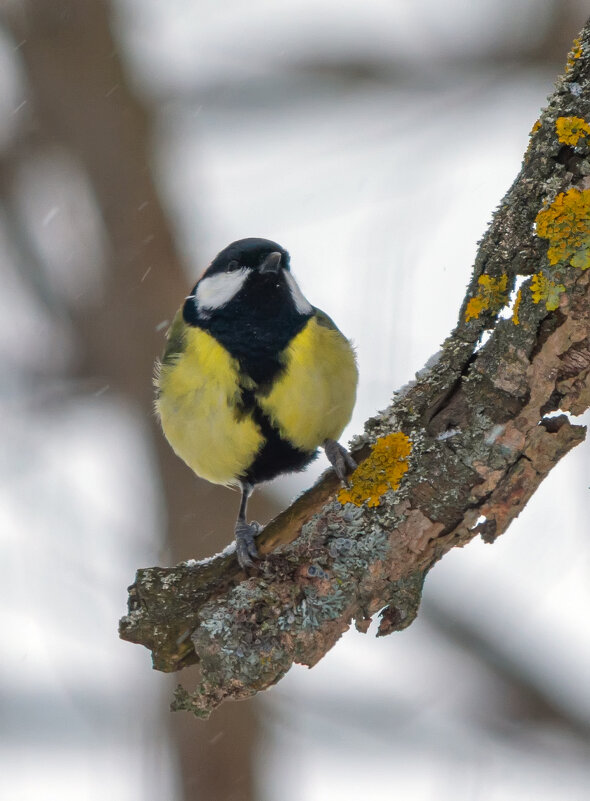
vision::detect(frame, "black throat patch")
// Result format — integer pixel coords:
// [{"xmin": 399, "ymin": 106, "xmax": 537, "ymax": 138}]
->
[{"xmin": 183, "ymin": 272, "xmax": 312, "ymax": 385}]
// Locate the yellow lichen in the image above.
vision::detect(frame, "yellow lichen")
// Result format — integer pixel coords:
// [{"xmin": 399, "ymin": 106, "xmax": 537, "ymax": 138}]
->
[
  {"xmin": 525, "ymin": 119, "xmax": 542, "ymax": 159},
  {"xmin": 531, "ymin": 272, "xmax": 566, "ymax": 311},
  {"xmin": 555, "ymin": 116, "xmax": 590, "ymax": 146},
  {"xmin": 535, "ymin": 187, "xmax": 590, "ymax": 270},
  {"xmin": 338, "ymin": 432, "xmax": 412, "ymax": 508},
  {"xmin": 464, "ymin": 274, "xmax": 509, "ymax": 322},
  {"xmin": 512, "ymin": 288, "xmax": 522, "ymax": 325},
  {"xmin": 566, "ymin": 37, "xmax": 583, "ymax": 72},
  {"xmin": 464, "ymin": 296, "xmax": 484, "ymax": 322}
]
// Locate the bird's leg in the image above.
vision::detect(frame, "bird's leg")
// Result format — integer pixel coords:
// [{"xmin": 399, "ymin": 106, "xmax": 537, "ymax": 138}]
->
[
  {"xmin": 234, "ymin": 482, "xmax": 261, "ymax": 569},
  {"xmin": 324, "ymin": 439, "xmax": 357, "ymax": 485}
]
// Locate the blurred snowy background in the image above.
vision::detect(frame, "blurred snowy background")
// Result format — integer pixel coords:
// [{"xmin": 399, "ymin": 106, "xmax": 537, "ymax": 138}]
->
[{"xmin": 1, "ymin": 1, "xmax": 589, "ymax": 799}]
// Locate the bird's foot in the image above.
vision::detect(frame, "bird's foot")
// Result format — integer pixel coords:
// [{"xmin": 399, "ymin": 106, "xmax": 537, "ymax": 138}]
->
[
  {"xmin": 235, "ymin": 520, "xmax": 262, "ymax": 570},
  {"xmin": 324, "ymin": 439, "xmax": 357, "ymax": 485}
]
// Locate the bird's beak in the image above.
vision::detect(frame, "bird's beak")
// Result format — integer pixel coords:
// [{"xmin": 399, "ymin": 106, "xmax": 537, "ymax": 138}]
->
[{"xmin": 259, "ymin": 251, "xmax": 282, "ymax": 274}]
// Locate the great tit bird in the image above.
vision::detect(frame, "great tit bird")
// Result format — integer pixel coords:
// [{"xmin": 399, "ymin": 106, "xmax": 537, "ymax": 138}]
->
[{"xmin": 155, "ymin": 238, "xmax": 358, "ymax": 568}]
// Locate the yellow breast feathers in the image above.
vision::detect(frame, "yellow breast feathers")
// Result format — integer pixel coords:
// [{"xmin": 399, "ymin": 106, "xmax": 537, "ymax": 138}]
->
[
  {"xmin": 257, "ymin": 313, "xmax": 357, "ymax": 452},
  {"xmin": 155, "ymin": 311, "xmax": 357, "ymax": 487},
  {"xmin": 155, "ymin": 324, "xmax": 263, "ymax": 486}
]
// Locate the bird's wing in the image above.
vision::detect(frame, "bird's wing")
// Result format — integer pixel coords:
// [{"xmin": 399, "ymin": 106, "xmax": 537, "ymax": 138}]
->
[{"xmin": 160, "ymin": 310, "xmax": 186, "ymax": 365}]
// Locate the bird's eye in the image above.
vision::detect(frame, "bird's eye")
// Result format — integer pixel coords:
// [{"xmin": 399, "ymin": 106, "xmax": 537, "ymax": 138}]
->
[{"xmin": 227, "ymin": 260, "xmax": 240, "ymax": 272}]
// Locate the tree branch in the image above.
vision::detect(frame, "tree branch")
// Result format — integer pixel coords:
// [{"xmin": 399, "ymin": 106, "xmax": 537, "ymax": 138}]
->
[{"xmin": 120, "ymin": 22, "xmax": 590, "ymax": 718}]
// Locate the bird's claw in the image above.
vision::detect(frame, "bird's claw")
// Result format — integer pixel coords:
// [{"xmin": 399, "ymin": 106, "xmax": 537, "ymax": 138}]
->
[
  {"xmin": 235, "ymin": 520, "xmax": 261, "ymax": 570},
  {"xmin": 324, "ymin": 439, "xmax": 357, "ymax": 486}
]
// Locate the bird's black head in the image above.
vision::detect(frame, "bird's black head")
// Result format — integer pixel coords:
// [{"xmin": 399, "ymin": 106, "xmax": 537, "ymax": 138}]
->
[
  {"xmin": 183, "ymin": 237, "xmax": 311, "ymax": 323},
  {"xmin": 206, "ymin": 237, "xmax": 291, "ymax": 276},
  {"xmin": 182, "ymin": 238, "xmax": 314, "ymax": 382}
]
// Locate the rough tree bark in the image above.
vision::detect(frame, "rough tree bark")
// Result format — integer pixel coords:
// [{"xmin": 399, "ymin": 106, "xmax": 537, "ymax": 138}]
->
[{"xmin": 120, "ymin": 22, "xmax": 590, "ymax": 718}]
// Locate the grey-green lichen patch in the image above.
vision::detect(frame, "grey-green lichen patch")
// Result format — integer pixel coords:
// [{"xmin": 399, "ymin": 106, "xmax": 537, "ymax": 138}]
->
[
  {"xmin": 192, "ymin": 579, "xmax": 292, "ymax": 690},
  {"xmin": 274, "ymin": 518, "xmax": 391, "ymax": 633},
  {"xmin": 184, "ymin": 486, "xmax": 412, "ymax": 706},
  {"xmin": 328, "ymin": 524, "xmax": 390, "ymax": 576},
  {"xmin": 294, "ymin": 586, "xmax": 349, "ymax": 631}
]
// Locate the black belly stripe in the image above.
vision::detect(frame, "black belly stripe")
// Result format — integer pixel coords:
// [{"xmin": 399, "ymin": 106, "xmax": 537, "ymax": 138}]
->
[{"xmin": 238, "ymin": 389, "xmax": 317, "ymax": 485}]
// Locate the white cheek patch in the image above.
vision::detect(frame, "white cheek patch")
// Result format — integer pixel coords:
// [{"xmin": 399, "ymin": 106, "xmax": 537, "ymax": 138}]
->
[
  {"xmin": 284, "ymin": 270, "xmax": 313, "ymax": 315},
  {"xmin": 195, "ymin": 268, "xmax": 250, "ymax": 311}
]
